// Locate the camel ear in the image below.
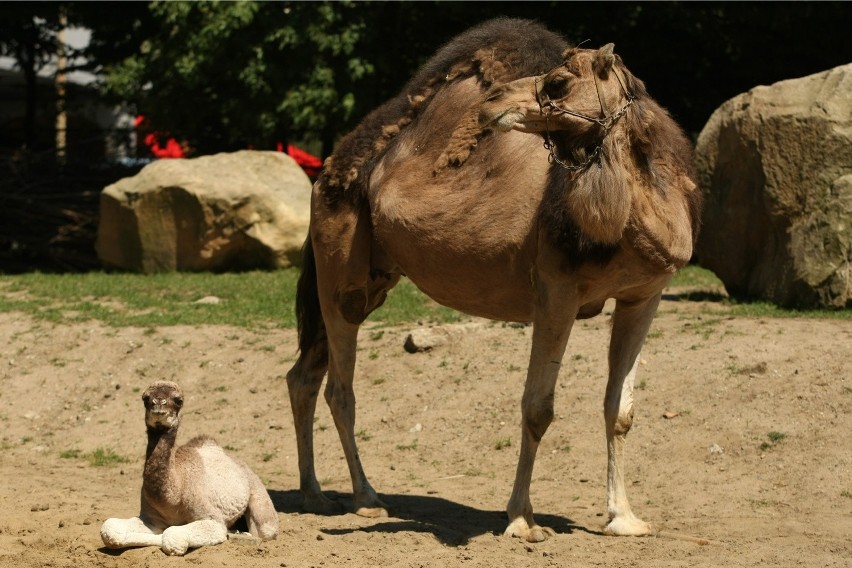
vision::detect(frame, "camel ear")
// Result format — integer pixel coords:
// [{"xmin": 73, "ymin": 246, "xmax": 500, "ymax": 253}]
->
[
  {"xmin": 594, "ymin": 43, "xmax": 616, "ymax": 78},
  {"xmin": 561, "ymin": 47, "xmax": 578, "ymax": 61}
]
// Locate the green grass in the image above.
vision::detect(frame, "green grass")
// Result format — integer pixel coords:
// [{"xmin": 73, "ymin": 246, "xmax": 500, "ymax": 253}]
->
[
  {"xmin": 669, "ymin": 265, "xmax": 724, "ymax": 289},
  {"xmin": 0, "ymin": 265, "xmax": 845, "ymax": 329},
  {"xmin": 60, "ymin": 447, "xmax": 129, "ymax": 466},
  {"xmin": 759, "ymin": 431, "xmax": 788, "ymax": 451},
  {"xmin": 667, "ymin": 265, "xmax": 850, "ymax": 320},
  {"xmin": 0, "ymin": 270, "xmax": 462, "ymax": 329},
  {"xmin": 88, "ymin": 447, "xmax": 131, "ymax": 467}
]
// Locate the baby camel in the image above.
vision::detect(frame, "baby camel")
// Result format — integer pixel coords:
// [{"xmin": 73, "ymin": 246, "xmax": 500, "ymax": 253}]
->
[{"xmin": 100, "ymin": 381, "xmax": 278, "ymax": 556}]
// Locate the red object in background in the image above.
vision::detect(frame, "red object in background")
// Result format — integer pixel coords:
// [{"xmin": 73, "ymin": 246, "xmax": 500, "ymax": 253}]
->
[
  {"xmin": 134, "ymin": 115, "xmax": 322, "ymax": 173},
  {"xmin": 144, "ymin": 133, "xmax": 185, "ymax": 159},
  {"xmin": 135, "ymin": 115, "xmax": 185, "ymax": 159},
  {"xmin": 278, "ymin": 142, "xmax": 322, "ymax": 177}
]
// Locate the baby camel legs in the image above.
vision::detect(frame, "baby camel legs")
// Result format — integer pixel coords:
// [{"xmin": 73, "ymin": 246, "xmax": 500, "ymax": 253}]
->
[{"xmin": 100, "ymin": 517, "xmax": 228, "ymax": 556}]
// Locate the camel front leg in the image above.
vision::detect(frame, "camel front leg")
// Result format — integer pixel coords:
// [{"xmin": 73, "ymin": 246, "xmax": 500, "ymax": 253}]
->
[
  {"xmin": 602, "ymin": 293, "xmax": 661, "ymax": 536},
  {"xmin": 160, "ymin": 519, "xmax": 228, "ymax": 556},
  {"xmin": 505, "ymin": 292, "xmax": 577, "ymax": 542},
  {"xmin": 100, "ymin": 516, "xmax": 163, "ymax": 549}
]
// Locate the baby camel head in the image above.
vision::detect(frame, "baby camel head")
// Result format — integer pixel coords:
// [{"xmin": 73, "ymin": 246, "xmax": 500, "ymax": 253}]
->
[{"xmin": 142, "ymin": 381, "xmax": 184, "ymax": 431}]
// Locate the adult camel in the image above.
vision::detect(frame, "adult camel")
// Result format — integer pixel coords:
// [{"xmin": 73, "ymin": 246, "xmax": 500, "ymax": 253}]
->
[{"xmin": 286, "ymin": 18, "xmax": 701, "ymax": 543}]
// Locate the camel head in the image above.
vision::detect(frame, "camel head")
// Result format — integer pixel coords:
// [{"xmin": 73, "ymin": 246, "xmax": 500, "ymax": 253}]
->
[
  {"xmin": 142, "ymin": 381, "xmax": 184, "ymax": 431},
  {"xmin": 479, "ymin": 44, "xmax": 635, "ymax": 140}
]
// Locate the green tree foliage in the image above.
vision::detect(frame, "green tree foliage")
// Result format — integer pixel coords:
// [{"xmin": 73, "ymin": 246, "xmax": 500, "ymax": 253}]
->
[
  {"xmin": 67, "ymin": 1, "xmax": 852, "ymax": 157},
  {"xmin": 97, "ymin": 1, "xmax": 373, "ymax": 155}
]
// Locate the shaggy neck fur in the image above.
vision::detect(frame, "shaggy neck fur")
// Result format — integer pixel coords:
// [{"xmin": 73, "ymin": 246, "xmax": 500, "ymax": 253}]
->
[
  {"xmin": 555, "ymin": 128, "xmax": 634, "ymax": 246},
  {"xmin": 545, "ymin": 65, "xmax": 702, "ymax": 270}
]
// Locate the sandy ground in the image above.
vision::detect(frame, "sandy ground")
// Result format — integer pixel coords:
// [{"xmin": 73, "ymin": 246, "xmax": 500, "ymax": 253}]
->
[{"xmin": 0, "ymin": 288, "xmax": 850, "ymax": 567}]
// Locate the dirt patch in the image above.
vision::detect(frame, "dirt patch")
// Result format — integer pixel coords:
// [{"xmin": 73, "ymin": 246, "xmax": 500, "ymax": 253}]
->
[{"xmin": 0, "ymin": 295, "xmax": 850, "ymax": 567}]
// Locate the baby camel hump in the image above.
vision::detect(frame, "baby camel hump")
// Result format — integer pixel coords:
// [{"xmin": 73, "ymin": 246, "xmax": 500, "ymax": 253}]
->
[{"xmin": 185, "ymin": 437, "xmax": 252, "ymax": 524}]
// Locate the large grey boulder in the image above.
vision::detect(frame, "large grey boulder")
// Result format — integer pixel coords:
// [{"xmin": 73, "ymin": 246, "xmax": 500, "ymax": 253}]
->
[
  {"xmin": 695, "ymin": 64, "xmax": 852, "ymax": 309},
  {"xmin": 96, "ymin": 151, "xmax": 312, "ymax": 272}
]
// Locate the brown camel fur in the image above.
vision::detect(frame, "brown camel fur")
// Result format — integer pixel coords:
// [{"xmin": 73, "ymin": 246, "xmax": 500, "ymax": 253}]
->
[{"xmin": 286, "ymin": 18, "xmax": 701, "ymax": 543}]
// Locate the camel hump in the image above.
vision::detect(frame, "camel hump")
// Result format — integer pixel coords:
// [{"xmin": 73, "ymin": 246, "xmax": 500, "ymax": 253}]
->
[
  {"xmin": 184, "ymin": 435, "xmax": 217, "ymax": 448},
  {"xmin": 318, "ymin": 18, "xmax": 569, "ymax": 199}
]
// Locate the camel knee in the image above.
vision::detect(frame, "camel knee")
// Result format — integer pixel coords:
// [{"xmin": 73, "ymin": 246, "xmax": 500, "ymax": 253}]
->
[
  {"xmin": 606, "ymin": 405, "xmax": 634, "ymax": 437},
  {"xmin": 523, "ymin": 397, "xmax": 554, "ymax": 442},
  {"xmin": 339, "ymin": 288, "xmax": 368, "ymax": 324},
  {"xmin": 100, "ymin": 518, "xmax": 128, "ymax": 548},
  {"xmin": 255, "ymin": 521, "xmax": 279, "ymax": 541},
  {"xmin": 286, "ymin": 365, "xmax": 323, "ymax": 400}
]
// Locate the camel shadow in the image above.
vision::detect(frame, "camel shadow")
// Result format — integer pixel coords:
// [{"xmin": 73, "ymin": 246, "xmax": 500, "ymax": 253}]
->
[
  {"xmin": 269, "ymin": 490, "xmax": 596, "ymax": 546},
  {"xmin": 662, "ymin": 290, "xmax": 728, "ymax": 303}
]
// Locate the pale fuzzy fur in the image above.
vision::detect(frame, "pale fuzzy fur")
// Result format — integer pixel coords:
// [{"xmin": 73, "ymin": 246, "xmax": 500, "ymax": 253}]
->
[{"xmin": 100, "ymin": 381, "xmax": 278, "ymax": 556}]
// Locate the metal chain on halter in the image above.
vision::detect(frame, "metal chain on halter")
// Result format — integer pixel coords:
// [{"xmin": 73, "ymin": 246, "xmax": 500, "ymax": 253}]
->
[{"xmin": 538, "ymin": 67, "xmax": 635, "ymax": 172}]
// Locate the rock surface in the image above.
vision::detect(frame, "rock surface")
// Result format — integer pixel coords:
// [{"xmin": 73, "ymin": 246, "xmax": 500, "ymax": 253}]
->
[
  {"xmin": 694, "ymin": 64, "xmax": 852, "ymax": 308},
  {"xmin": 96, "ymin": 151, "xmax": 312, "ymax": 272}
]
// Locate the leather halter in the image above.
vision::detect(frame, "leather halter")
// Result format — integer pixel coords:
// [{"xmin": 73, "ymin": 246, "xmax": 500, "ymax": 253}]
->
[{"xmin": 536, "ymin": 62, "xmax": 635, "ymax": 171}]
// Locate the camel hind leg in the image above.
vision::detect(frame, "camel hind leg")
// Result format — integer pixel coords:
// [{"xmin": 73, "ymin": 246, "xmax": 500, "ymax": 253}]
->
[
  {"xmin": 286, "ymin": 236, "xmax": 338, "ymax": 514},
  {"xmin": 242, "ymin": 466, "xmax": 280, "ymax": 540},
  {"xmin": 286, "ymin": 192, "xmax": 397, "ymax": 517}
]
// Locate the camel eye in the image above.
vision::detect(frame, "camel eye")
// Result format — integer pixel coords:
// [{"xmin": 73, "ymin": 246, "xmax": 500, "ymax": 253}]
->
[{"xmin": 544, "ymin": 75, "xmax": 569, "ymax": 99}]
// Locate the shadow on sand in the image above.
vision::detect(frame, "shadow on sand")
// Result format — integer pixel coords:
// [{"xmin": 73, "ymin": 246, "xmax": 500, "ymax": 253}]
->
[{"xmin": 269, "ymin": 489, "xmax": 600, "ymax": 546}]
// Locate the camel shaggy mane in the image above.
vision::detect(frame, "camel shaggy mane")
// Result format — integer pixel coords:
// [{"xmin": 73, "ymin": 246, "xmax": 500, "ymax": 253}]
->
[{"xmin": 319, "ymin": 18, "xmax": 569, "ymax": 201}]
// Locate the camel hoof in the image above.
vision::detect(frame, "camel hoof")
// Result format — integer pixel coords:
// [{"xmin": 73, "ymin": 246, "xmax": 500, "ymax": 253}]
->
[
  {"xmin": 603, "ymin": 516, "xmax": 653, "ymax": 537},
  {"xmin": 504, "ymin": 518, "xmax": 554, "ymax": 542},
  {"xmin": 354, "ymin": 505, "xmax": 390, "ymax": 518}
]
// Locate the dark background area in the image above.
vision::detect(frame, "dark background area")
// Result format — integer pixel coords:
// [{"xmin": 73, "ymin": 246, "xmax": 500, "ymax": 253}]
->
[{"xmin": 1, "ymin": 2, "xmax": 850, "ymax": 273}]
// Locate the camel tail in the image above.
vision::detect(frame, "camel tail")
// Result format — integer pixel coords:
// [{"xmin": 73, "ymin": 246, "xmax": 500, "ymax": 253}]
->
[{"xmin": 294, "ymin": 234, "xmax": 325, "ymax": 356}]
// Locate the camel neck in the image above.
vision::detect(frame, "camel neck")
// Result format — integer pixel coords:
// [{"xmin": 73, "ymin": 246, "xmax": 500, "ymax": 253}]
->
[{"xmin": 144, "ymin": 426, "xmax": 178, "ymax": 495}]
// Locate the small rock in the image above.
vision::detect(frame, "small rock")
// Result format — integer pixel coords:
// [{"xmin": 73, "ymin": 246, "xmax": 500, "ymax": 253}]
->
[
  {"xmin": 708, "ymin": 443, "xmax": 724, "ymax": 455},
  {"xmin": 194, "ymin": 296, "xmax": 222, "ymax": 305},
  {"xmin": 316, "ymin": 533, "xmax": 325, "ymax": 541},
  {"xmin": 403, "ymin": 329, "xmax": 446, "ymax": 353},
  {"xmin": 663, "ymin": 411, "xmax": 679, "ymax": 419},
  {"xmin": 30, "ymin": 504, "xmax": 49, "ymax": 512},
  {"xmin": 409, "ymin": 423, "xmax": 422, "ymax": 433}
]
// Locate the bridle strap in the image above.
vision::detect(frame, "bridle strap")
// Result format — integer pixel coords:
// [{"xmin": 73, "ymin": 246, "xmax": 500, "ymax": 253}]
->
[
  {"xmin": 594, "ymin": 72, "xmax": 610, "ymax": 118},
  {"xmin": 538, "ymin": 61, "xmax": 636, "ymax": 171}
]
